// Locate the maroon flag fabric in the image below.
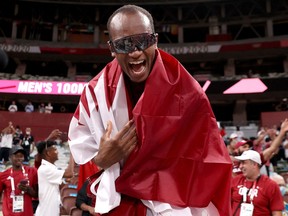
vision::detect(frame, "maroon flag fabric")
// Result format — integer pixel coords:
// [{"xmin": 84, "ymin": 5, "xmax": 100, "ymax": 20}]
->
[{"xmin": 115, "ymin": 49, "xmax": 232, "ymax": 216}]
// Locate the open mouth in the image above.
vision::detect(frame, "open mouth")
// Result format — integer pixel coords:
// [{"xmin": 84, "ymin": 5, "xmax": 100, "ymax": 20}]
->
[{"xmin": 129, "ymin": 60, "xmax": 145, "ymax": 74}]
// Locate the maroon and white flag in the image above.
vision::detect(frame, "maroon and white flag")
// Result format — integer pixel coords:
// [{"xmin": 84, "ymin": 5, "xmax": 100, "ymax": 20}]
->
[{"xmin": 68, "ymin": 49, "xmax": 232, "ymax": 216}]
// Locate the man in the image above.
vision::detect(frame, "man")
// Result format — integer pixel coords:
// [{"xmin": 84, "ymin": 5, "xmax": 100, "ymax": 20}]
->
[
  {"xmin": 227, "ymin": 132, "xmax": 238, "ymax": 155},
  {"xmin": 0, "ymin": 145, "xmax": 38, "ymax": 216},
  {"xmin": 25, "ymin": 101, "xmax": 34, "ymax": 113},
  {"xmin": 234, "ymin": 139, "xmax": 254, "ymax": 155},
  {"xmin": 19, "ymin": 127, "xmax": 35, "ymax": 163},
  {"xmin": 0, "ymin": 121, "xmax": 16, "ymax": 164},
  {"xmin": 8, "ymin": 101, "xmax": 17, "ymax": 112},
  {"xmin": 231, "ymin": 118, "xmax": 288, "ymax": 176},
  {"xmin": 75, "ymin": 173, "xmax": 98, "ymax": 216},
  {"xmin": 231, "ymin": 150, "xmax": 284, "ymax": 216},
  {"xmin": 35, "ymin": 140, "xmax": 74, "ymax": 216},
  {"xmin": 68, "ymin": 5, "xmax": 232, "ymax": 216}
]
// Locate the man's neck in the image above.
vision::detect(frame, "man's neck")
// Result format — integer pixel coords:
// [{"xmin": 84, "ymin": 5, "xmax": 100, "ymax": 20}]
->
[
  {"xmin": 246, "ymin": 173, "xmax": 261, "ymax": 181},
  {"xmin": 12, "ymin": 165, "xmax": 22, "ymax": 171},
  {"xmin": 43, "ymin": 158, "xmax": 55, "ymax": 165}
]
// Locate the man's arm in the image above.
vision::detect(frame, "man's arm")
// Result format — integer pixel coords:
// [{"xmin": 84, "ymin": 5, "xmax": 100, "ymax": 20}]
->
[
  {"xmin": 80, "ymin": 203, "xmax": 97, "ymax": 215},
  {"xmin": 45, "ymin": 129, "xmax": 62, "ymax": 141},
  {"xmin": 93, "ymin": 120, "xmax": 137, "ymax": 170},
  {"xmin": 76, "ymin": 181, "xmax": 97, "ymax": 215},
  {"xmin": 63, "ymin": 154, "xmax": 75, "ymax": 179},
  {"xmin": 262, "ymin": 118, "xmax": 288, "ymax": 162}
]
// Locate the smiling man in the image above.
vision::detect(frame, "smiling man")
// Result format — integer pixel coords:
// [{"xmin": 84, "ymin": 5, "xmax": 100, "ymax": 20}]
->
[
  {"xmin": 0, "ymin": 145, "xmax": 38, "ymax": 216},
  {"xmin": 68, "ymin": 4, "xmax": 232, "ymax": 216},
  {"xmin": 231, "ymin": 150, "xmax": 284, "ymax": 216}
]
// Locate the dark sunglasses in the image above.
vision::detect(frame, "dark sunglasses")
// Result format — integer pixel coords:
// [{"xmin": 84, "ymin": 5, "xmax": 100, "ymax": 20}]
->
[{"xmin": 108, "ymin": 33, "xmax": 157, "ymax": 54}]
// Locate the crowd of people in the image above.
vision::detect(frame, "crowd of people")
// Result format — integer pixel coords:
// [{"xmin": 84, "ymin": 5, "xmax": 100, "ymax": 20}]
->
[
  {"xmin": 7, "ymin": 101, "xmax": 53, "ymax": 114},
  {"xmin": 0, "ymin": 125, "xmax": 73, "ymax": 216},
  {"xmin": 0, "ymin": 4, "xmax": 288, "ymax": 216}
]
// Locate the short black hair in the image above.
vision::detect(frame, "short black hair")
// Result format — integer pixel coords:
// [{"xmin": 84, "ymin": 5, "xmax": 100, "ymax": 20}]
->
[{"xmin": 36, "ymin": 140, "xmax": 56, "ymax": 155}]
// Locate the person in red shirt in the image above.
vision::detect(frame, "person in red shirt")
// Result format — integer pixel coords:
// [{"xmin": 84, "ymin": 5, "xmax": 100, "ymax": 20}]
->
[
  {"xmin": 231, "ymin": 118, "xmax": 288, "ymax": 176},
  {"xmin": 231, "ymin": 150, "xmax": 284, "ymax": 216},
  {"xmin": 0, "ymin": 145, "xmax": 38, "ymax": 216}
]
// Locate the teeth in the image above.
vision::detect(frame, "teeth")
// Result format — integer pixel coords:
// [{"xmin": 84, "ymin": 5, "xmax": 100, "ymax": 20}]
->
[{"xmin": 129, "ymin": 60, "xmax": 144, "ymax": 64}]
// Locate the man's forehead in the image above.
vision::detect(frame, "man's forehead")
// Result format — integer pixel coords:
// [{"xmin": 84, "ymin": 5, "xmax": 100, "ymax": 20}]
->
[{"xmin": 110, "ymin": 12, "xmax": 151, "ymax": 38}]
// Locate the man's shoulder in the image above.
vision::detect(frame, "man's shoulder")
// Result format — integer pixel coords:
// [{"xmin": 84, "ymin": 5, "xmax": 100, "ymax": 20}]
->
[
  {"xmin": 0, "ymin": 167, "xmax": 11, "ymax": 177},
  {"xmin": 232, "ymin": 173, "xmax": 245, "ymax": 183},
  {"xmin": 24, "ymin": 165, "xmax": 37, "ymax": 173}
]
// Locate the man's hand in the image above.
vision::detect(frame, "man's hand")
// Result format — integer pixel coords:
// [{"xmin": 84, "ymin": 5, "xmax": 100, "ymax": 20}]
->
[
  {"xmin": 279, "ymin": 118, "xmax": 288, "ymax": 136},
  {"xmin": 94, "ymin": 120, "xmax": 137, "ymax": 169},
  {"xmin": 45, "ymin": 129, "xmax": 62, "ymax": 141}
]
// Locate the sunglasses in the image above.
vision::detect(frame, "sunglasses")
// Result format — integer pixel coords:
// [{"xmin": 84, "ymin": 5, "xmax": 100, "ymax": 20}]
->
[{"xmin": 108, "ymin": 33, "xmax": 157, "ymax": 54}]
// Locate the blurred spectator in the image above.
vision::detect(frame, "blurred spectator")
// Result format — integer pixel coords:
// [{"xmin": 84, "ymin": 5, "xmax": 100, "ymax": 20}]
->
[
  {"xmin": 0, "ymin": 146, "xmax": 38, "ymax": 216},
  {"xmin": 8, "ymin": 100, "xmax": 18, "ymax": 112},
  {"xmin": 275, "ymin": 98, "xmax": 288, "ymax": 111},
  {"xmin": 232, "ymin": 139, "xmax": 254, "ymax": 175},
  {"xmin": 233, "ymin": 126, "xmax": 245, "ymax": 141},
  {"xmin": 45, "ymin": 102, "xmax": 53, "ymax": 114},
  {"xmin": 231, "ymin": 119, "xmax": 288, "ymax": 177},
  {"xmin": 270, "ymin": 171, "xmax": 287, "ymax": 196},
  {"xmin": 38, "ymin": 103, "xmax": 45, "ymax": 113},
  {"xmin": 76, "ymin": 172, "xmax": 98, "ymax": 216},
  {"xmin": 13, "ymin": 125, "xmax": 23, "ymax": 145},
  {"xmin": 25, "ymin": 101, "xmax": 34, "ymax": 112},
  {"xmin": 35, "ymin": 141, "xmax": 74, "ymax": 216},
  {"xmin": 219, "ymin": 123, "xmax": 227, "ymax": 139},
  {"xmin": 0, "ymin": 121, "xmax": 16, "ymax": 164},
  {"xmin": 283, "ymin": 134, "xmax": 288, "ymax": 159},
  {"xmin": 19, "ymin": 127, "xmax": 35, "ymax": 163},
  {"xmin": 227, "ymin": 133, "xmax": 238, "ymax": 155}
]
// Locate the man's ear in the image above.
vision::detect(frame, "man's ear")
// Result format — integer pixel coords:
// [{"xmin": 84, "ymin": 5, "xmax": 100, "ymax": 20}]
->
[
  {"xmin": 155, "ymin": 33, "xmax": 159, "ymax": 48},
  {"xmin": 44, "ymin": 149, "xmax": 51, "ymax": 158},
  {"xmin": 108, "ymin": 43, "xmax": 116, "ymax": 57}
]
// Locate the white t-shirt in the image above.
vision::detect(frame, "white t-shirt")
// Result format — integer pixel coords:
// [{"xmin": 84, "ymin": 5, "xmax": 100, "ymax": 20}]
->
[
  {"xmin": 35, "ymin": 159, "xmax": 65, "ymax": 216},
  {"xmin": 0, "ymin": 134, "xmax": 13, "ymax": 148},
  {"xmin": 45, "ymin": 105, "xmax": 53, "ymax": 113},
  {"xmin": 8, "ymin": 104, "xmax": 17, "ymax": 112}
]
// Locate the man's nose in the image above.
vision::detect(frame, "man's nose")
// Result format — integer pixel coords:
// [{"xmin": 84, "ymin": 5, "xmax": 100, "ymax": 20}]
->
[{"xmin": 128, "ymin": 48, "xmax": 142, "ymax": 56}]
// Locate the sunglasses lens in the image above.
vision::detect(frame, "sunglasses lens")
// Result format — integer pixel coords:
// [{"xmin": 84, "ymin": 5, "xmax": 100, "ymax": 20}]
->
[{"xmin": 111, "ymin": 33, "xmax": 156, "ymax": 53}]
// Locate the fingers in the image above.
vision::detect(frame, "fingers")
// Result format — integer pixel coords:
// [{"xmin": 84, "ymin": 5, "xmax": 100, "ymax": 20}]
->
[
  {"xmin": 105, "ymin": 121, "xmax": 113, "ymax": 138},
  {"xmin": 97, "ymin": 120, "xmax": 137, "ymax": 168},
  {"xmin": 115, "ymin": 119, "xmax": 134, "ymax": 140}
]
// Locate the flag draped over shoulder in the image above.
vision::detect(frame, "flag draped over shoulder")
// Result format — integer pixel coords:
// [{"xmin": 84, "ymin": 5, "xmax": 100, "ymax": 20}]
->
[{"xmin": 68, "ymin": 49, "xmax": 232, "ymax": 216}]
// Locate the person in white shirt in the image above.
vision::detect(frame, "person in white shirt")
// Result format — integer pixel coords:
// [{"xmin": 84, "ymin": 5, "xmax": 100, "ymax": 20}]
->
[
  {"xmin": 8, "ymin": 101, "xmax": 18, "ymax": 112},
  {"xmin": 44, "ymin": 103, "xmax": 53, "ymax": 114},
  {"xmin": 0, "ymin": 121, "xmax": 16, "ymax": 164},
  {"xmin": 35, "ymin": 140, "xmax": 74, "ymax": 216}
]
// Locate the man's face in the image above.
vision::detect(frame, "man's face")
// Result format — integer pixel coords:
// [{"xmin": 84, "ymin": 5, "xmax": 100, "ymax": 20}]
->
[
  {"xmin": 238, "ymin": 144, "xmax": 250, "ymax": 154},
  {"xmin": 26, "ymin": 128, "xmax": 31, "ymax": 135},
  {"xmin": 239, "ymin": 160, "xmax": 257, "ymax": 179},
  {"xmin": 108, "ymin": 12, "xmax": 157, "ymax": 83},
  {"xmin": 10, "ymin": 152, "xmax": 24, "ymax": 168},
  {"xmin": 47, "ymin": 145, "xmax": 59, "ymax": 162}
]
